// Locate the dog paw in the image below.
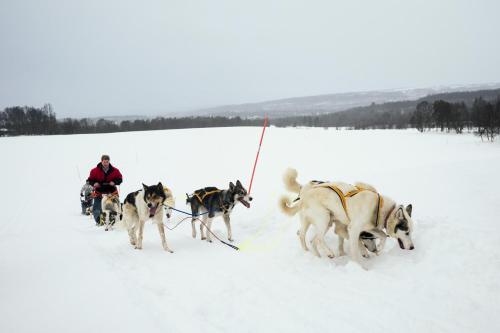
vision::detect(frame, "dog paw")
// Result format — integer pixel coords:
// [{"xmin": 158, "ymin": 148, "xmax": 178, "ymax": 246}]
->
[
  {"xmin": 362, "ymin": 253, "xmax": 369, "ymax": 259},
  {"xmin": 328, "ymin": 254, "xmax": 335, "ymax": 259},
  {"xmin": 201, "ymin": 236, "xmax": 206, "ymax": 240},
  {"xmin": 228, "ymin": 238, "xmax": 234, "ymax": 242},
  {"xmin": 339, "ymin": 251, "xmax": 346, "ymax": 257},
  {"xmin": 162, "ymin": 243, "xmax": 172, "ymax": 252},
  {"xmin": 134, "ymin": 245, "xmax": 142, "ymax": 250}
]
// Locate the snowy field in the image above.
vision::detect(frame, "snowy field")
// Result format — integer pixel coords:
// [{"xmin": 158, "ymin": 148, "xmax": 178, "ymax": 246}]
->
[{"xmin": 1, "ymin": 127, "xmax": 499, "ymax": 333}]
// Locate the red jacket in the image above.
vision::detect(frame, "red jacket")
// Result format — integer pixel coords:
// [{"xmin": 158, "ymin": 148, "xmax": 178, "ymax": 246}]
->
[{"xmin": 87, "ymin": 163, "xmax": 123, "ymax": 194}]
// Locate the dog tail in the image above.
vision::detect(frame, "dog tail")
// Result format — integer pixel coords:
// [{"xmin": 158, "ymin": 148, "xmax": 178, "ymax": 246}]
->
[
  {"xmin": 283, "ymin": 168, "xmax": 301, "ymax": 193},
  {"xmin": 279, "ymin": 195, "xmax": 301, "ymax": 217},
  {"xmin": 163, "ymin": 186, "xmax": 175, "ymax": 207}
]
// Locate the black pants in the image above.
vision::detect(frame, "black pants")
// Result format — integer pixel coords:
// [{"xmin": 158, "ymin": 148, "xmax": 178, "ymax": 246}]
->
[{"xmin": 92, "ymin": 197, "xmax": 102, "ymax": 224}]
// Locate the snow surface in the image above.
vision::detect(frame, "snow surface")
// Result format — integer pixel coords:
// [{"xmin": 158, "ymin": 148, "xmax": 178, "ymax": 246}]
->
[{"xmin": 1, "ymin": 127, "xmax": 499, "ymax": 333}]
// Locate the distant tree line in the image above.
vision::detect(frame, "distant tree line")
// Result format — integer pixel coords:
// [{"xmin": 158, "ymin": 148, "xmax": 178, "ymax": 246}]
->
[
  {"xmin": 1, "ymin": 90, "xmax": 499, "ymax": 141},
  {"xmin": 0, "ymin": 104, "xmax": 262, "ymax": 136},
  {"xmin": 410, "ymin": 98, "xmax": 500, "ymax": 141},
  {"xmin": 0, "ymin": 104, "xmax": 58, "ymax": 136},
  {"xmin": 272, "ymin": 103, "xmax": 413, "ymax": 130},
  {"xmin": 273, "ymin": 95, "xmax": 500, "ymax": 141}
]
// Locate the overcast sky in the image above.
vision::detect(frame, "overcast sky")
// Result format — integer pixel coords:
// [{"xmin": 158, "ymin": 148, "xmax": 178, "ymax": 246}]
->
[{"xmin": 1, "ymin": 0, "xmax": 499, "ymax": 118}]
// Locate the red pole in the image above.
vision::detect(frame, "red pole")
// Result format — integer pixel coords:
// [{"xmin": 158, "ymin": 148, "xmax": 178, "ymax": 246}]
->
[{"xmin": 248, "ymin": 116, "xmax": 268, "ymax": 195}]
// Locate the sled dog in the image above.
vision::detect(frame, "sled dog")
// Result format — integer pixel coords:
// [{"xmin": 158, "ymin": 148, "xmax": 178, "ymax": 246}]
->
[
  {"xmin": 101, "ymin": 192, "xmax": 122, "ymax": 231},
  {"xmin": 80, "ymin": 182, "xmax": 94, "ymax": 215},
  {"xmin": 335, "ymin": 219, "xmax": 388, "ymax": 257},
  {"xmin": 122, "ymin": 182, "xmax": 175, "ymax": 252},
  {"xmin": 186, "ymin": 180, "xmax": 252, "ymax": 243},
  {"xmin": 280, "ymin": 168, "xmax": 414, "ymax": 264},
  {"xmin": 282, "ymin": 171, "xmax": 385, "ymax": 258}
]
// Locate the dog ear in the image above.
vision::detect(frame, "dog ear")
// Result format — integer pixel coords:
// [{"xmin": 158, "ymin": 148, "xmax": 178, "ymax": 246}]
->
[
  {"xmin": 396, "ymin": 208, "xmax": 404, "ymax": 220},
  {"xmin": 236, "ymin": 180, "xmax": 242, "ymax": 187},
  {"xmin": 157, "ymin": 182, "xmax": 163, "ymax": 189},
  {"xmin": 405, "ymin": 204, "xmax": 412, "ymax": 217},
  {"xmin": 229, "ymin": 182, "xmax": 235, "ymax": 190},
  {"xmin": 142, "ymin": 183, "xmax": 148, "ymax": 191}
]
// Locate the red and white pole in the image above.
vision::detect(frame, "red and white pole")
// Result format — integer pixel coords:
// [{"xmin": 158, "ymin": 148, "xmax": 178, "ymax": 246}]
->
[{"xmin": 248, "ymin": 116, "xmax": 268, "ymax": 195}]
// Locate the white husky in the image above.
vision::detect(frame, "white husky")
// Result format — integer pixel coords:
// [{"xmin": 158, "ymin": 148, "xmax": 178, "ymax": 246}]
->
[{"xmin": 279, "ymin": 168, "xmax": 415, "ymax": 265}]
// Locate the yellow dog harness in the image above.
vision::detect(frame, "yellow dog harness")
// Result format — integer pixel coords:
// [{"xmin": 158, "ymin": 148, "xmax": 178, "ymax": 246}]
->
[
  {"xmin": 193, "ymin": 189, "xmax": 222, "ymax": 204},
  {"xmin": 314, "ymin": 183, "xmax": 384, "ymax": 227}
]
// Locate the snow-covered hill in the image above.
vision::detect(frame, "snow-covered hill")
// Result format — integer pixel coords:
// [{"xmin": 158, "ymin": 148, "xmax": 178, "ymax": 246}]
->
[
  {"xmin": 185, "ymin": 83, "xmax": 500, "ymax": 118},
  {"xmin": 1, "ymin": 127, "xmax": 499, "ymax": 333}
]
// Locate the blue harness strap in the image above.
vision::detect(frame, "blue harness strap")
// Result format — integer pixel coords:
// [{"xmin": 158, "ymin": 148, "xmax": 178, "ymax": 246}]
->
[
  {"xmin": 162, "ymin": 204, "xmax": 238, "ymax": 251},
  {"xmin": 163, "ymin": 204, "xmax": 209, "ymax": 217}
]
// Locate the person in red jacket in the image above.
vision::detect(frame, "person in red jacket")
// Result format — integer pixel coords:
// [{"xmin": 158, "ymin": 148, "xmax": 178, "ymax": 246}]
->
[{"xmin": 87, "ymin": 154, "xmax": 123, "ymax": 225}]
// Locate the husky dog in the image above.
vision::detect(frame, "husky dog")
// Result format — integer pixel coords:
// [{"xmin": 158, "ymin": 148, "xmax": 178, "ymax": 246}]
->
[
  {"xmin": 284, "ymin": 173, "xmax": 386, "ymax": 258},
  {"xmin": 122, "ymin": 182, "xmax": 174, "ymax": 252},
  {"xmin": 100, "ymin": 193, "xmax": 122, "ymax": 231},
  {"xmin": 186, "ymin": 180, "xmax": 252, "ymax": 243},
  {"xmin": 80, "ymin": 182, "xmax": 94, "ymax": 215},
  {"xmin": 280, "ymin": 168, "xmax": 414, "ymax": 265},
  {"xmin": 330, "ymin": 219, "xmax": 388, "ymax": 258},
  {"xmin": 291, "ymin": 203, "xmax": 386, "ymax": 258}
]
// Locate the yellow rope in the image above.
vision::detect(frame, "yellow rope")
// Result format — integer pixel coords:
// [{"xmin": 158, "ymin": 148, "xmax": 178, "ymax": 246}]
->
[{"xmin": 237, "ymin": 192, "xmax": 292, "ymax": 253}]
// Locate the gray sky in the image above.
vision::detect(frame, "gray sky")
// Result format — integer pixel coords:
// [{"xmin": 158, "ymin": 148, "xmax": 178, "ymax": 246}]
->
[{"xmin": 1, "ymin": 0, "xmax": 499, "ymax": 118}]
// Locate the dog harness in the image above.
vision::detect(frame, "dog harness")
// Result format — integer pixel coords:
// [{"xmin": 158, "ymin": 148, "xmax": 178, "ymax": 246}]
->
[
  {"xmin": 193, "ymin": 188, "xmax": 222, "ymax": 204},
  {"xmin": 192, "ymin": 188, "xmax": 233, "ymax": 215},
  {"xmin": 313, "ymin": 183, "xmax": 384, "ymax": 227}
]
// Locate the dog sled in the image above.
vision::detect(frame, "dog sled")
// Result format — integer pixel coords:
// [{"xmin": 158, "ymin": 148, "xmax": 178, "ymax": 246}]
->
[{"xmin": 91, "ymin": 183, "xmax": 118, "ymax": 198}]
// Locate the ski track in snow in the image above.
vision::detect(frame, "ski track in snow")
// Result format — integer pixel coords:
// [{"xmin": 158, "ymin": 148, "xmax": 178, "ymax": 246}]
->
[{"xmin": 1, "ymin": 128, "xmax": 499, "ymax": 333}]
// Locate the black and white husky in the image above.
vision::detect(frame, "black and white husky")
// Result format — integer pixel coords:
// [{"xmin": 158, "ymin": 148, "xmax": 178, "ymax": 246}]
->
[
  {"xmin": 186, "ymin": 180, "xmax": 252, "ymax": 243},
  {"xmin": 122, "ymin": 182, "xmax": 174, "ymax": 252}
]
